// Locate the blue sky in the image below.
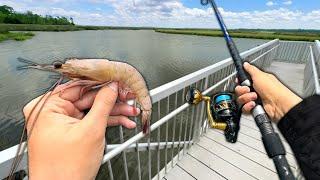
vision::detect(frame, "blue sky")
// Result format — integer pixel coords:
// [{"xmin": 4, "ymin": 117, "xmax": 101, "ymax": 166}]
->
[{"xmin": 0, "ymin": 0, "xmax": 319, "ymax": 29}]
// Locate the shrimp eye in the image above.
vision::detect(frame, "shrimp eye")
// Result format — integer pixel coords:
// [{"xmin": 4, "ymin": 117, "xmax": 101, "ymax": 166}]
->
[{"xmin": 53, "ymin": 61, "xmax": 63, "ymax": 69}]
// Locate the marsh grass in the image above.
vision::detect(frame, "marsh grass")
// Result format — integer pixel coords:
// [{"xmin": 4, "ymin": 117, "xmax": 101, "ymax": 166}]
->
[
  {"xmin": 0, "ymin": 31, "xmax": 34, "ymax": 42},
  {"xmin": 0, "ymin": 24, "xmax": 154, "ymax": 32},
  {"xmin": 155, "ymin": 29, "xmax": 320, "ymax": 42}
]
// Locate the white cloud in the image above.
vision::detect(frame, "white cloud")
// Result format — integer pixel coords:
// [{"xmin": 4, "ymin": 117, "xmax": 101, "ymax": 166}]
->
[
  {"xmin": 283, "ymin": 1, "xmax": 292, "ymax": 5},
  {"xmin": 266, "ymin": 1, "xmax": 275, "ymax": 6},
  {"xmin": 0, "ymin": 0, "xmax": 319, "ymax": 29}
]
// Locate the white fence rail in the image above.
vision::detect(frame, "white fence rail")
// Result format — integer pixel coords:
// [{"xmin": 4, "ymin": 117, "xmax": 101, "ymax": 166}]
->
[
  {"xmin": 274, "ymin": 41, "xmax": 313, "ymax": 63},
  {"xmin": 304, "ymin": 41, "xmax": 320, "ymax": 96}
]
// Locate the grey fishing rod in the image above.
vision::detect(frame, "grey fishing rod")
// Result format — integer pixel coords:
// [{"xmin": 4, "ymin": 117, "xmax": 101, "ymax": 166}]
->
[{"xmin": 201, "ymin": 0, "xmax": 294, "ymax": 179}]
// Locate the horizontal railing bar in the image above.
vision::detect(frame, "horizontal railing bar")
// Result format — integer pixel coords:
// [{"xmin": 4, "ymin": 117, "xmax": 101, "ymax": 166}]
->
[
  {"xmin": 279, "ymin": 40, "xmax": 314, "ymax": 43},
  {"xmin": 106, "ymin": 141, "xmax": 193, "ymax": 153}
]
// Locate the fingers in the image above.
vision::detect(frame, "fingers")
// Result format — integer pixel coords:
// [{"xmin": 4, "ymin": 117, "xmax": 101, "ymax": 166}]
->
[
  {"xmin": 73, "ymin": 90, "xmax": 99, "ymax": 111},
  {"xmin": 119, "ymin": 90, "xmax": 136, "ymax": 102},
  {"xmin": 110, "ymin": 103, "xmax": 141, "ymax": 116},
  {"xmin": 235, "ymin": 84, "xmax": 257, "ymax": 114},
  {"xmin": 84, "ymin": 82, "xmax": 118, "ymax": 127},
  {"xmin": 53, "ymin": 82, "xmax": 83, "ymax": 102},
  {"xmin": 237, "ymin": 92, "xmax": 257, "ymax": 105},
  {"xmin": 107, "ymin": 116, "xmax": 136, "ymax": 129},
  {"xmin": 242, "ymin": 101, "xmax": 256, "ymax": 113},
  {"xmin": 243, "ymin": 62, "xmax": 262, "ymax": 77},
  {"xmin": 235, "ymin": 85, "xmax": 250, "ymax": 96}
]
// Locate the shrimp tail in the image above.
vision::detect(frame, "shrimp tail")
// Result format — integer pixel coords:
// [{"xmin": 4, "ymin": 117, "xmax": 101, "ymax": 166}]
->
[{"xmin": 142, "ymin": 110, "xmax": 151, "ymax": 134}]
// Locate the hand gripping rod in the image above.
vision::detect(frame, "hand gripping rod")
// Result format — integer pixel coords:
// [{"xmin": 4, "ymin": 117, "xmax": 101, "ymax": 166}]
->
[{"xmin": 201, "ymin": 0, "xmax": 294, "ymax": 179}]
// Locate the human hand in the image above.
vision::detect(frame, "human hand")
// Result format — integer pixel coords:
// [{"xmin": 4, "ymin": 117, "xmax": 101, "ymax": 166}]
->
[
  {"xmin": 235, "ymin": 62, "xmax": 302, "ymax": 123},
  {"xmin": 23, "ymin": 82, "xmax": 140, "ymax": 180}
]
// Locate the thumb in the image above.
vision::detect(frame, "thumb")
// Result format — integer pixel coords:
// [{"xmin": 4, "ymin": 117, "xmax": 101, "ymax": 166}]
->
[
  {"xmin": 84, "ymin": 82, "xmax": 118, "ymax": 127},
  {"xmin": 243, "ymin": 62, "xmax": 262, "ymax": 77}
]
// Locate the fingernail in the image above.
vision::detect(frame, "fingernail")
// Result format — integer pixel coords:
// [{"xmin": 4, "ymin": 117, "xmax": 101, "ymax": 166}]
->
[
  {"xmin": 107, "ymin": 82, "xmax": 118, "ymax": 92},
  {"xmin": 244, "ymin": 62, "xmax": 249, "ymax": 66},
  {"xmin": 251, "ymin": 102, "xmax": 256, "ymax": 108}
]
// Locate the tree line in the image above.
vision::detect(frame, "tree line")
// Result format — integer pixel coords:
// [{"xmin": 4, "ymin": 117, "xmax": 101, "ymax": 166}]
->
[{"xmin": 0, "ymin": 5, "xmax": 74, "ymax": 25}]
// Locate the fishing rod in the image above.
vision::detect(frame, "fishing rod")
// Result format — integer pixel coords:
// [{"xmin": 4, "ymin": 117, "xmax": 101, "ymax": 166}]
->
[{"xmin": 200, "ymin": 0, "xmax": 294, "ymax": 179}]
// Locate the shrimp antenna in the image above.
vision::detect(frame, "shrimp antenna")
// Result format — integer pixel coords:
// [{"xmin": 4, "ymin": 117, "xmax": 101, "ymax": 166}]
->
[
  {"xmin": 8, "ymin": 76, "xmax": 64, "ymax": 180},
  {"xmin": 17, "ymin": 57, "xmax": 39, "ymax": 66},
  {"xmin": 16, "ymin": 57, "xmax": 40, "ymax": 70}
]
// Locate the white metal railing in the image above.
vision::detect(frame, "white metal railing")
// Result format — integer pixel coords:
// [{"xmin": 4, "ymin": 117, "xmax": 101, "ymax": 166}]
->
[
  {"xmin": 274, "ymin": 40, "xmax": 313, "ymax": 63},
  {"xmin": 0, "ymin": 39, "xmax": 280, "ymax": 180},
  {"xmin": 303, "ymin": 41, "xmax": 320, "ymax": 96}
]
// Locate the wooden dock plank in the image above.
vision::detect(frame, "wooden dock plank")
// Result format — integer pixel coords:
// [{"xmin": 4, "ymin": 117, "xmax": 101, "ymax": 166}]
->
[
  {"xmin": 177, "ymin": 154, "xmax": 226, "ymax": 180},
  {"xmin": 266, "ymin": 61, "xmax": 305, "ymax": 96},
  {"xmin": 188, "ymin": 144, "xmax": 256, "ymax": 180},
  {"xmin": 197, "ymin": 135, "xmax": 278, "ymax": 180},
  {"xmin": 164, "ymin": 164, "xmax": 196, "ymax": 180},
  {"xmin": 208, "ymin": 129, "xmax": 297, "ymax": 169},
  {"xmin": 240, "ymin": 114, "xmax": 295, "ymax": 155},
  {"xmin": 238, "ymin": 123, "xmax": 294, "ymax": 156}
]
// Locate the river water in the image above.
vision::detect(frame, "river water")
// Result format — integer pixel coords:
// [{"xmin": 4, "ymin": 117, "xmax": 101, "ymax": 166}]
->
[{"xmin": 0, "ymin": 30, "xmax": 267, "ymax": 178}]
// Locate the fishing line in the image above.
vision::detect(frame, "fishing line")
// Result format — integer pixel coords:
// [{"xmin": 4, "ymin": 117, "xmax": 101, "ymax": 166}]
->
[{"xmin": 8, "ymin": 76, "xmax": 63, "ymax": 180}]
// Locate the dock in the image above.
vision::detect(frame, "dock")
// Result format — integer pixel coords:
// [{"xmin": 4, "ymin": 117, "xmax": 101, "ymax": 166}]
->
[
  {"xmin": 0, "ymin": 40, "xmax": 319, "ymax": 180},
  {"xmin": 164, "ymin": 61, "xmax": 304, "ymax": 180}
]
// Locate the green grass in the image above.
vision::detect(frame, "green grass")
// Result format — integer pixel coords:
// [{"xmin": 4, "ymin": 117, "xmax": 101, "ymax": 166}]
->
[
  {"xmin": 155, "ymin": 29, "xmax": 320, "ymax": 42},
  {"xmin": 0, "ymin": 31, "xmax": 34, "ymax": 42},
  {"xmin": 1, "ymin": 24, "xmax": 319, "ymax": 42},
  {"xmin": 0, "ymin": 24, "xmax": 154, "ymax": 32}
]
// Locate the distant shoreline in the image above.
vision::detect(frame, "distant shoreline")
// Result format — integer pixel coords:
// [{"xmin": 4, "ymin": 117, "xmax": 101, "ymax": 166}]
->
[
  {"xmin": 0, "ymin": 24, "xmax": 319, "ymax": 42},
  {"xmin": 0, "ymin": 24, "xmax": 154, "ymax": 32},
  {"xmin": 0, "ymin": 24, "xmax": 154, "ymax": 42},
  {"xmin": 155, "ymin": 29, "xmax": 320, "ymax": 42}
]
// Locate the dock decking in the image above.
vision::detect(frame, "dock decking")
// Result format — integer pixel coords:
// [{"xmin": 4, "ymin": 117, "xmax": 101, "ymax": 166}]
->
[{"xmin": 164, "ymin": 61, "xmax": 304, "ymax": 180}]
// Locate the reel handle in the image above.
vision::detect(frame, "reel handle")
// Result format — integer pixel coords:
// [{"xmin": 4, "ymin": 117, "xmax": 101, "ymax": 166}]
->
[{"xmin": 186, "ymin": 88, "xmax": 240, "ymax": 143}]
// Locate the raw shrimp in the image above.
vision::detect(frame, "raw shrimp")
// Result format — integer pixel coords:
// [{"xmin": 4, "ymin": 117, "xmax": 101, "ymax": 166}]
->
[
  {"xmin": 8, "ymin": 58, "xmax": 152, "ymax": 179},
  {"xmin": 19, "ymin": 58, "xmax": 152, "ymax": 133}
]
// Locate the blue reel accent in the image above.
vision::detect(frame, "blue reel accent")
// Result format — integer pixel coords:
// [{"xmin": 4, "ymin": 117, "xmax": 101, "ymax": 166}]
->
[{"xmin": 215, "ymin": 94, "xmax": 232, "ymax": 104}]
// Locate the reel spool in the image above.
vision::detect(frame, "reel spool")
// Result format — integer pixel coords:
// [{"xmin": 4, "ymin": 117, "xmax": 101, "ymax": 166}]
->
[{"xmin": 186, "ymin": 88, "xmax": 241, "ymax": 143}]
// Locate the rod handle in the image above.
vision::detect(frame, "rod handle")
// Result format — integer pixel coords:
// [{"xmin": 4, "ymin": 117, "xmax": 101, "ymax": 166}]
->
[{"xmin": 253, "ymin": 106, "xmax": 295, "ymax": 180}]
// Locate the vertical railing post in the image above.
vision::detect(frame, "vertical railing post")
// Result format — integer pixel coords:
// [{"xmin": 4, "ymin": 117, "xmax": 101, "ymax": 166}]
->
[
  {"xmin": 133, "ymin": 102, "xmax": 142, "ymax": 180},
  {"xmin": 157, "ymin": 101, "xmax": 161, "ymax": 180},
  {"xmin": 170, "ymin": 92, "xmax": 178, "ymax": 167},
  {"xmin": 188, "ymin": 83, "xmax": 196, "ymax": 148},
  {"xmin": 177, "ymin": 88, "xmax": 186, "ymax": 160},
  {"xmin": 192, "ymin": 80, "xmax": 203, "ymax": 142},
  {"xmin": 199, "ymin": 78, "xmax": 209, "ymax": 136},
  {"xmin": 119, "ymin": 126, "xmax": 129, "ymax": 180},
  {"xmin": 309, "ymin": 46, "xmax": 320, "ymax": 94},
  {"xmin": 107, "ymin": 161, "xmax": 114, "ymax": 180},
  {"xmin": 164, "ymin": 96, "xmax": 170, "ymax": 173}
]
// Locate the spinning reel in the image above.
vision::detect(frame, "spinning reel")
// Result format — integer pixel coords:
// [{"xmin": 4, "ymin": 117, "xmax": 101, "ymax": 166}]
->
[{"xmin": 186, "ymin": 88, "xmax": 241, "ymax": 143}]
